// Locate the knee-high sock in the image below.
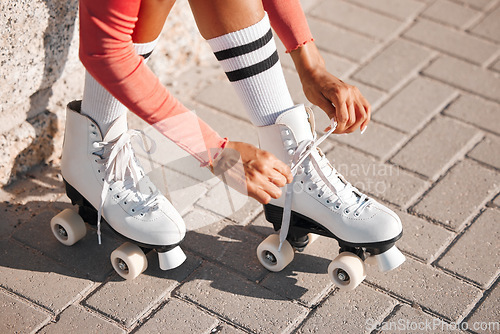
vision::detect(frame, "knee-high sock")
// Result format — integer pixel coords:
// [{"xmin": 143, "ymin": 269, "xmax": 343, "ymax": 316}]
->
[
  {"xmin": 81, "ymin": 37, "xmax": 159, "ymax": 134},
  {"xmin": 207, "ymin": 13, "xmax": 294, "ymax": 126}
]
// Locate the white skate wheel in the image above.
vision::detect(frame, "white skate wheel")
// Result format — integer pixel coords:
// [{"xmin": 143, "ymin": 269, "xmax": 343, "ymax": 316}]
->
[
  {"xmin": 328, "ymin": 252, "xmax": 366, "ymax": 291},
  {"xmin": 110, "ymin": 242, "xmax": 148, "ymax": 280},
  {"xmin": 256, "ymin": 234, "xmax": 294, "ymax": 272},
  {"xmin": 50, "ymin": 209, "xmax": 87, "ymax": 246}
]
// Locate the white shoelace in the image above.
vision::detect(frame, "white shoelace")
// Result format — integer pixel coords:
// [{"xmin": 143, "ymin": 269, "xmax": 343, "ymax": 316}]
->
[
  {"xmin": 92, "ymin": 130, "xmax": 158, "ymax": 244},
  {"xmin": 278, "ymin": 121, "xmax": 373, "ymax": 250}
]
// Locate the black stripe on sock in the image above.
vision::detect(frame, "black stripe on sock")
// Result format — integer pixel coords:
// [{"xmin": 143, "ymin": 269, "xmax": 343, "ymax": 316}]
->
[
  {"xmin": 225, "ymin": 50, "xmax": 279, "ymax": 82},
  {"xmin": 214, "ymin": 29, "xmax": 273, "ymax": 61},
  {"xmin": 141, "ymin": 51, "xmax": 153, "ymax": 60}
]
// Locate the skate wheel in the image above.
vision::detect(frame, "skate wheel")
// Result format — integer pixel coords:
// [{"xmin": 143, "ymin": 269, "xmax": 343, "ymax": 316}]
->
[
  {"xmin": 110, "ymin": 242, "xmax": 148, "ymax": 280},
  {"xmin": 256, "ymin": 234, "xmax": 294, "ymax": 272},
  {"xmin": 328, "ymin": 252, "xmax": 366, "ymax": 291},
  {"xmin": 50, "ymin": 209, "xmax": 87, "ymax": 246}
]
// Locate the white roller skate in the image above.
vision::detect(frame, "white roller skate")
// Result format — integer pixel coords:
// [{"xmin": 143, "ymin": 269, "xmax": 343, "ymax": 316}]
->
[
  {"xmin": 255, "ymin": 105, "xmax": 405, "ymax": 291},
  {"xmin": 51, "ymin": 101, "xmax": 186, "ymax": 279}
]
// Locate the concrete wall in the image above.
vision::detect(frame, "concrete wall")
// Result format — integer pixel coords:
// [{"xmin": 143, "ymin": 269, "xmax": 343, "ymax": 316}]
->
[{"xmin": 0, "ymin": 0, "xmax": 209, "ymax": 186}]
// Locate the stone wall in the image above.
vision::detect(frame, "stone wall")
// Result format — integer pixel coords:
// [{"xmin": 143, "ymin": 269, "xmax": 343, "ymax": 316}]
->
[{"xmin": 0, "ymin": 0, "xmax": 210, "ymax": 186}]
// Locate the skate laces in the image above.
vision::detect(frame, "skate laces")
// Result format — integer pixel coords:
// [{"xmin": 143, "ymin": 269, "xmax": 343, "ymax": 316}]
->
[
  {"xmin": 278, "ymin": 120, "xmax": 372, "ymax": 250},
  {"xmin": 92, "ymin": 129, "xmax": 158, "ymax": 244}
]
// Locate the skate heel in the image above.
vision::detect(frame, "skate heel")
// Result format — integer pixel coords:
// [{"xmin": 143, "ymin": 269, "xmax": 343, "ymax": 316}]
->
[
  {"xmin": 63, "ymin": 179, "xmax": 99, "ymax": 225},
  {"xmin": 158, "ymin": 246, "xmax": 186, "ymax": 270},
  {"xmin": 373, "ymin": 245, "xmax": 405, "ymax": 272}
]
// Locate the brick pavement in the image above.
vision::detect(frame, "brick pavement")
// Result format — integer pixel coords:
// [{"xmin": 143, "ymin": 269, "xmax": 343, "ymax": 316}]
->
[{"xmin": 1, "ymin": 0, "xmax": 499, "ymax": 333}]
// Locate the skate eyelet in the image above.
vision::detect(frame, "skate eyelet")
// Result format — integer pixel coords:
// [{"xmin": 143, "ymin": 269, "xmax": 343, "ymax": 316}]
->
[
  {"xmin": 354, "ymin": 212, "xmax": 360, "ymax": 217},
  {"xmin": 124, "ymin": 201, "xmax": 127, "ymax": 205},
  {"xmin": 344, "ymin": 209, "xmax": 350, "ymax": 214},
  {"xmin": 131, "ymin": 209, "xmax": 135, "ymax": 213},
  {"xmin": 317, "ymin": 194, "xmax": 321, "ymax": 197},
  {"xmin": 334, "ymin": 205, "xmax": 340, "ymax": 210},
  {"xmin": 326, "ymin": 200, "xmax": 330, "ymax": 203}
]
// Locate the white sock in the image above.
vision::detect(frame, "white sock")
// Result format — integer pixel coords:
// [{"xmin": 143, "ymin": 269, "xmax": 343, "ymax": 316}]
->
[
  {"xmin": 207, "ymin": 13, "xmax": 294, "ymax": 126},
  {"xmin": 81, "ymin": 37, "xmax": 160, "ymax": 134}
]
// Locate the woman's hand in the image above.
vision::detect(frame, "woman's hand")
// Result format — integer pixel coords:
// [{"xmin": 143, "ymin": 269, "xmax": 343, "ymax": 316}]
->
[
  {"xmin": 211, "ymin": 141, "xmax": 293, "ymax": 204},
  {"xmin": 290, "ymin": 42, "xmax": 371, "ymax": 134}
]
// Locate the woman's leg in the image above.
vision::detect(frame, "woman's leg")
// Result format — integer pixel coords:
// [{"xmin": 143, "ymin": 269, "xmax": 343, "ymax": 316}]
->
[
  {"xmin": 189, "ymin": 0, "xmax": 294, "ymax": 126},
  {"xmin": 82, "ymin": 0, "xmax": 176, "ymax": 134}
]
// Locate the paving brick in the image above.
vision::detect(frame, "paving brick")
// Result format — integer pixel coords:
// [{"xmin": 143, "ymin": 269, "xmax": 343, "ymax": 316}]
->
[
  {"xmin": 175, "ymin": 263, "xmax": 308, "ymax": 334},
  {"xmin": 248, "ymin": 212, "xmax": 276, "ymax": 237},
  {"xmin": 404, "ymin": 19, "xmax": 498, "ymax": 65},
  {"xmin": 377, "ymin": 304, "xmax": 467, "ymax": 333},
  {"xmin": 466, "ymin": 283, "xmax": 500, "ymax": 331},
  {"xmin": 453, "ymin": 0, "xmax": 496, "ymax": 10},
  {"xmin": 311, "ymin": 0, "xmax": 405, "ymax": 40},
  {"xmin": 470, "ymin": 6, "xmax": 500, "ymax": 43},
  {"xmin": 0, "ymin": 292, "xmax": 50, "ymax": 334},
  {"xmin": 444, "ymin": 94, "xmax": 500, "ymax": 136},
  {"xmin": 0, "ymin": 239, "xmax": 93, "ymax": 313},
  {"xmin": 468, "ymin": 135, "xmax": 500, "ymax": 169},
  {"xmin": 283, "ymin": 69, "xmax": 308, "ymax": 105},
  {"xmin": 39, "ymin": 305, "xmax": 125, "ymax": 334},
  {"xmin": 12, "ymin": 209, "xmax": 122, "ymax": 282},
  {"xmin": 195, "ymin": 81, "xmax": 246, "ymax": 122},
  {"xmin": 308, "ymin": 17, "xmax": 380, "ymax": 62},
  {"xmin": 423, "ymin": 56, "xmax": 500, "ymax": 103},
  {"xmin": 330, "ymin": 120, "xmax": 408, "ymax": 159},
  {"xmin": 413, "ymin": 159, "xmax": 500, "ymax": 231},
  {"xmin": 183, "ymin": 208, "xmax": 224, "ymax": 231},
  {"xmin": 260, "ymin": 235, "xmax": 338, "ymax": 307},
  {"xmin": 348, "ymin": 0, "xmax": 425, "ymax": 20},
  {"xmin": 391, "ymin": 116, "xmax": 482, "ymax": 179},
  {"xmin": 492, "ymin": 57, "xmax": 500, "ymax": 72},
  {"xmin": 214, "ymin": 324, "xmax": 248, "ymax": 334},
  {"xmin": 83, "ymin": 253, "xmax": 201, "ymax": 327},
  {"xmin": 373, "ymin": 77, "xmax": 457, "ymax": 133},
  {"xmin": 437, "ymin": 209, "xmax": 500, "ymax": 288},
  {"xmin": 183, "ymin": 221, "xmax": 268, "ymax": 282},
  {"xmin": 326, "ymin": 145, "xmax": 429, "ymax": 207},
  {"xmin": 0, "ymin": 201, "xmax": 40, "ymax": 239},
  {"xmin": 422, "ymin": 0, "xmax": 480, "ymax": 29},
  {"xmin": 396, "ymin": 210, "xmax": 455, "ymax": 263},
  {"xmin": 297, "ymin": 285, "xmax": 397, "ymax": 334},
  {"xmin": 366, "ymin": 257, "xmax": 482, "ymax": 321},
  {"xmin": 494, "ymin": 193, "xmax": 500, "ymax": 207},
  {"xmin": 136, "ymin": 298, "xmax": 218, "ymax": 334},
  {"xmin": 353, "ymin": 39, "xmax": 434, "ymax": 92}
]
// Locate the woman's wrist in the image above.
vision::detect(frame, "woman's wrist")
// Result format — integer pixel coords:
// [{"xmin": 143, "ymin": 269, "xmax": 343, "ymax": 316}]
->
[{"xmin": 290, "ymin": 41, "xmax": 325, "ymax": 78}]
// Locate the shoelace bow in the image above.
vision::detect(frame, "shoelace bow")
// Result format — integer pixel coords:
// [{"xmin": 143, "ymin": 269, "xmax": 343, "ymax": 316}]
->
[
  {"xmin": 278, "ymin": 120, "xmax": 372, "ymax": 250},
  {"xmin": 92, "ymin": 130, "xmax": 158, "ymax": 244}
]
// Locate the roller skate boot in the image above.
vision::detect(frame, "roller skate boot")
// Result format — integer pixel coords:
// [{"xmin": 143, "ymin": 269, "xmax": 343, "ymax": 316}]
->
[
  {"xmin": 51, "ymin": 101, "xmax": 186, "ymax": 279},
  {"xmin": 255, "ymin": 105, "xmax": 405, "ymax": 290}
]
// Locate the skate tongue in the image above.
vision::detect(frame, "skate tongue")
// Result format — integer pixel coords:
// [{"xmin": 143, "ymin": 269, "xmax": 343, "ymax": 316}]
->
[
  {"xmin": 275, "ymin": 105, "xmax": 314, "ymax": 143},
  {"xmin": 103, "ymin": 113, "xmax": 128, "ymax": 142}
]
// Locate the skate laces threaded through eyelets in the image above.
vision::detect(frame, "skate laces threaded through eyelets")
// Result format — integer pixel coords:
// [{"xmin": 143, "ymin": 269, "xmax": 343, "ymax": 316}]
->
[
  {"xmin": 92, "ymin": 130, "xmax": 159, "ymax": 244},
  {"xmin": 278, "ymin": 120, "xmax": 372, "ymax": 250}
]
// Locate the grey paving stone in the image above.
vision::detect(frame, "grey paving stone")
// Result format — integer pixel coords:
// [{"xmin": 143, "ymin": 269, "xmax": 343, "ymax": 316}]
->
[
  {"xmin": 297, "ymin": 285, "xmax": 397, "ymax": 334},
  {"xmin": 466, "ymin": 283, "xmax": 500, "ymax": 332},
  {"xmin": 423, "ymin": 56, "xmax": 500, "ymax": 103},
  {"xmin": 247, "ymin": 212, "xmax": 276, "ymax": 238},
  {"xmin": 373, "ymin": 77, "xmax": 457, "ymax": 134},
  {"xmin": 0, "ymin": 201, "xmax": 42, "ymax": 240},
  {"xmin": 175, "ymin": 263, "xmax": 308, "ymax": 334},
  {"xmin": 135, "ymin": 298, "xmax": 218, "ymax": 334},
  {"xmin": 39, "ymin": 305, "xmax": 125, "ymax": 334},
  {"xmin": 12, "ymin": 209, "xmax": 122, "ymax": 282},
  {"xmin": 391, "ymin": 116, "xmax": 482, "ymax": 180},
  {"xmin": 365, "ymin": 257, "xmax": 482, "ymax": 321},
  {"xmin": 0, "ymin": 239, "xmax": 93, "ymax": 313},
  {"xmin": 444, "ymin": 94, "xmax": 500, "ymax": 136},
  {"xmin": 0, "ymin": 292, "xmax": 50, "ymax": 334},
  {"xmin": 404, "ymin": 19, "xmax": 498, "ymax": 65},
  {"xmin": 331, "ymin": 121, "xmax": 408, "ymax": 160},
  {"xmin": 491, "ymin": 57, "xmax": 500, "ymax": 73},
  {"xmin": 353, "ymin": 39, "xmax": 434, "ymax": 92},
  {"xmin": 377, "ymin": 304, "xmax": 467, "ymax": 333},
  {"xmin": 468, "ymin": 135, "xmax": 500, "ymax": 169},
  {"xmin": 437, "ymin": 209, "xmax": 500, "ymax": 288},
  {"xmin": 326, "ymin": 145, "xmax": 428, "ymax": 208},
  {"xmin": 494, "ymin": 193, "xmax": 500, "ymax": 207},
  {"xmin": 183, "ymin": 220, "xmax": 268, "ymax": 282},
  {"xmin": 470, "ymin": 6, "xmax": 500, "ymax": 43},
  {"xmin": 311, "ymin": 0, "xmax": 405, "ymax": 40},
  {"xmin": 308, "ymin": 17, "xmax": 380, "ymax": 62},
  {"xmin": 260, "ymin": 235, "xmax": 338, "ymax": 307},
  {"xmin": 396, "ymin": 210, "xmax": 455, "ymax": 263},
  {"xmin": 83, "ymin": 253, "xmax": 201, "ymax": 328},
  {"xmin": 453, "ymin": 0, "xmax": 496, "ymax": 10},
  {"xmin": 283, "ymin": 69, "xmax": 308, "ymax": 105},
  {"xmin": 412, "ymin": 159, "xmax": 500, "ymax": 231},
  {"xmin": 213, "ymin": 324, "xmax": 247, "ymax": 334},
  {"xmin": 422, "ymin": 0, "xmax": 480, "ymax": 29},
  {"xmin": 183, "ymin": 208, "xmax": 224, "ymax": 231},
  {"xmin": 195, "ymin": 80, "xmax": 247, "ymax": 122},
  {"xmin": 348, "ymin": 0, "xmax": 426, "ymax": 20}
]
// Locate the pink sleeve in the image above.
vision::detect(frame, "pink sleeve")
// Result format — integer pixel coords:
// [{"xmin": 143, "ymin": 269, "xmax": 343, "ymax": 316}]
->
[
  {"xmin": 79, "ymin": 0, "xmax": 227, "ymax": 165},
  {"xmin": 262, "ymin": 0, "xmax": 314, "ymax": 52}
]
